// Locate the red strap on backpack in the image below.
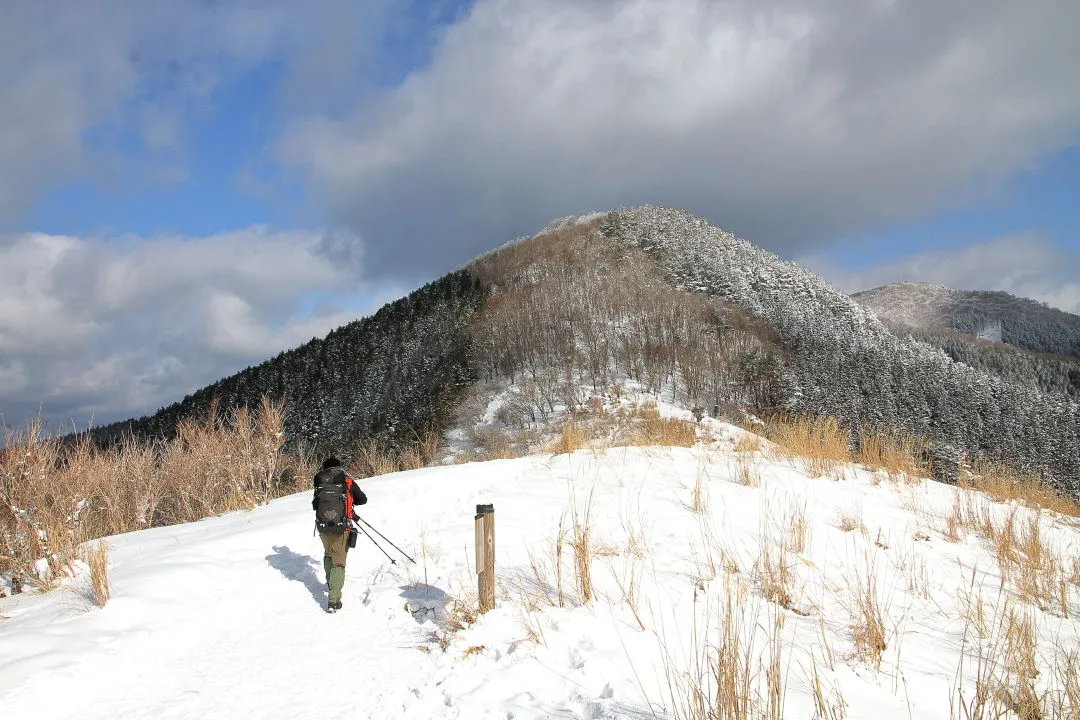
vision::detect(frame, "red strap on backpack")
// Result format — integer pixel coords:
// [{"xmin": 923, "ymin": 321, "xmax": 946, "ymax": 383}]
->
[{"xmin": 344, "ymin": 477, "xmax": 355, "ymax": 520}]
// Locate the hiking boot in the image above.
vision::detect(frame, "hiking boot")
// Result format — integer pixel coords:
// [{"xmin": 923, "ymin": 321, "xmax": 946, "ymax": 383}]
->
[{"xmin": 326, "ymin": 601, "xmax": 342, "ymax": 613}]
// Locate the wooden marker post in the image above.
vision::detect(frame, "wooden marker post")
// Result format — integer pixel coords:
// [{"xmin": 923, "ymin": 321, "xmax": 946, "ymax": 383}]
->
[{"xmin": 475, "ymin": 503, "xmax": 495, "ymax": 613}]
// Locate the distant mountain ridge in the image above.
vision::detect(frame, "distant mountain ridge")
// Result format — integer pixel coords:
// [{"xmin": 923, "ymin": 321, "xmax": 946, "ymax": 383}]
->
[{"xmin": 853, "ymin": 282, "xmax": 1080, "ymax": 358}]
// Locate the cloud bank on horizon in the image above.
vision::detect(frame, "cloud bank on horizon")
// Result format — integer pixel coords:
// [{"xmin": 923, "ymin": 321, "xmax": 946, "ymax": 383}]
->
[{"xmin": 1, "ymin": 0, "xmax": 1079, "ymax": 430}]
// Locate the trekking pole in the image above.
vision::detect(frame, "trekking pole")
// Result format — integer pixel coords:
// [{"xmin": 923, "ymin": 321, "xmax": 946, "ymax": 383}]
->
[
  {"xmin": 354, "ymin": 517, "xmax": 416, "ymax": 564},
  {"xmin": 350, "ymin": 520, "xmax": 397, "ymax": 565}
]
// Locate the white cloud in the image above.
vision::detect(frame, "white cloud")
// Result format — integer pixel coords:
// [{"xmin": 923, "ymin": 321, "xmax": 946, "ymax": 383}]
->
[
  {"xmin": 804, "ymin": 233, "xmax": 1080, "ymax": 314},
  {"xmin": 279, "ymin": 0, "xmax": 1080, "ymax": 275},
  {"xmin": 0, "ymin": 0, "xmax": 394, "ymax": 225},
  {"xmin": 0, "ymin": 226, "xmax": 392, "ymax": 432}
]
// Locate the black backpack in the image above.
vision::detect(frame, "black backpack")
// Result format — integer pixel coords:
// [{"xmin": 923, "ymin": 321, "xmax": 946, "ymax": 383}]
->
[{"xmin": 314, "ymin": 467, "xmax": 350, "ymax": 534}]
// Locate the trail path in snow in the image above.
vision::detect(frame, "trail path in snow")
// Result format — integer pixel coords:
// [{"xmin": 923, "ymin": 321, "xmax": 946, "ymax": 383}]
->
[{"xmin": 1, "ymin": 456, "xmax": 661, "ymax": 720}]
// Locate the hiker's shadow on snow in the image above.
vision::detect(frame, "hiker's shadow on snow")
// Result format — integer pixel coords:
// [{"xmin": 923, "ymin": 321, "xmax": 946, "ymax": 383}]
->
[
  {"xmin": 399, "ymin": 583, "xmax": 450, "ymax": 625},
  {"xmin": 267, "ymin": 546, "xmax": 326, "ymax": 608}
]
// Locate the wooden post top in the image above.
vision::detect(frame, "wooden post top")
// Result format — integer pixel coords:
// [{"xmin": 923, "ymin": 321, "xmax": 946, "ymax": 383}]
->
[{"xmin": 476, "ymin": 503, "xmax": 494, "ymax": 515}]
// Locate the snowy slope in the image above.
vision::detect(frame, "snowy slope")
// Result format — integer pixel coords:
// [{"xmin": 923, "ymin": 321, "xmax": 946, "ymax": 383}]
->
[{"xmin": 3, "ymin": 433, "xmax": 1079, "ymax": 719}]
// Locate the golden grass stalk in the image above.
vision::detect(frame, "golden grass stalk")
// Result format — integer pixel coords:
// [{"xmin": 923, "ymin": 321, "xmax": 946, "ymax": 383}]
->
[
  {"xmin": 786, "ymin": 500, "xmax": 810, "ymax": 555},
  {"xmin": 849, "ymin": 566, "xmax": 887, "ymax": 670},
  {"xmin": 855, "ymin": 426, "xmax": 927, "ymax": 481},
  {"xmin": 555, "ymin": 420, "xmax": 589, "ymax": 455},
  {"xmin": 623, "ymin": 417, "xmax": 697, "ymax": 448},
  {"xmin": 732, "ymin": 454, "xmax": 761, "ymax": 487},
  {"xmin": 82, "ymin": 541, "xmax": 111, "ymax": 607},
  {"xmin": 963, "ymin": 460, "xmax": 1080, "ymax": 518},
  {"xmin": 765, "ymin": 415, "xmax": 851, "ymax": 479},
  {"xmin": 569, "ymin": 492, "xmax": 595, "ymax": 604},
  {"xmin": 757, "ymin": 540, "xmax": 794, "ymax": 610}
]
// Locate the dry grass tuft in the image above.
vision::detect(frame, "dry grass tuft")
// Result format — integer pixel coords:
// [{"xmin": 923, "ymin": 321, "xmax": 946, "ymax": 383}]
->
[
  {"xmin": 895, "ymin": 544, "xmax": 932, "ymax": 600},
  {"xmin": 849, "ymin": 566, "xmax": 888, "ymax": 670},
  {"xmin": 837, "ymin": 507, "xmax": 865, "ymax": 535},
  {"xmin": 855, "ymin": 427, "xmax": 927, "ymax": 482},
  {"xmin": 661, "ymin": 579, "xmax": 794, "ymax": 720},
  {"xmin": 786, "ymin": 501, "xmax": 811, "ymax": 555},
  {"xmin": 943, "ymin": 493, "xmax": 967, "ymax": 543},
  {"xmin": 610, "ymin": 561, "xmax": 646, "ymax": 630},
  {"xmin": 1047, "ymin": 644, "xmax": 1080, "ymax": 718},
  {"xmin": 731, "ymin": 454, "xmax": 761, "ymax": 487},
  {"xmin": 691, "ymin": 467, "xmax": 710, "ymax": 515},
  {"xmin": 952, "ymin": 599, "xmax": 1055, "ymax": 719},
  {"xmin": 569, "ymin": 492, "xmax": 595, "ymax": 604},
  {"xmin": 623, "ymin": 417, "xmax": 697, "ymax": 448},
  {"xmin": 554, "ymin": 420, "xmax": 589, "ymax": 455},
  {"xmin": 976, "ymin": 507, "xmax": 1072, "ymax": 614},
  {"xmin": 810, "ymin": 656, "xmax": 848, "ymax": 720},
  {"xmin": 757, "ymin": 539, "xmax": 795, "ymax": 610},
  {"xmin": 82, "ymin": 541, "xmax": 111, "ymax": 607},
  {"xmin": 963, "ymin": 460, "xmax": 1080, "ymax": 518},
  {"xmin": 766, "ymin": 415, "xmax": 851, "ymax": 479},
  {"xmin": 631, "ymin": 399, "xmax": 661, "ymax": 420},
  {"xmin": 734, "ymin": 431, "xmax": 763, "ymax": 454}
]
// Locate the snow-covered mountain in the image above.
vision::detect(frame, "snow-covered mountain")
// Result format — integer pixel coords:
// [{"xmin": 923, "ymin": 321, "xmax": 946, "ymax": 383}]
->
[
  {"xmin": 4, "ymin": 427, "xmax": 1079, "ymax": 719},
  {"xmin": 853, "ymin": 282, "xmax": 1080, "ymax": 358},
  {"xmin": 599, "ymin": 208, "xmax": 1079, "ymax": 497},
  {"xmin": 85, "ymin": 206, "xmax": 1080, "ymax": 500}
]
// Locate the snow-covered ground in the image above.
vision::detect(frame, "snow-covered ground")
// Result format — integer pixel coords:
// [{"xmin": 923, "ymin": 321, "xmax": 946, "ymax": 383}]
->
[{"xmin": 3, "ymin": 429, "xmax": 1079, "ymax": 719}]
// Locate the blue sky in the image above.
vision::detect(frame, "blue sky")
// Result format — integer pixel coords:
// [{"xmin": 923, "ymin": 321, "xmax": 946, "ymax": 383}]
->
[{"xmin": 2, "ymin": 0, "xmax": 1079, "ymax": 431}]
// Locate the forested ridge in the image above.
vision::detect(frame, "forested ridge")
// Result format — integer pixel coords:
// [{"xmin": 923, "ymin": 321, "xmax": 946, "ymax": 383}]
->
[{"xmin": 89, "ymin": 271, "xmax": 487, "ymax": 456}]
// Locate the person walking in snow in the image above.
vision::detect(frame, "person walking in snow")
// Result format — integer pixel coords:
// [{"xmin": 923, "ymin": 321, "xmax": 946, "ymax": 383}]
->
[{"xmin": 312, "ymin": 456, "xmax": 367, "ymax": 613}]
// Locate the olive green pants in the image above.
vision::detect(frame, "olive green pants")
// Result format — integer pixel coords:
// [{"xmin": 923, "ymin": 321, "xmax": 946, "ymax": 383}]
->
[{"xmin": 320, "ymin": 531, "xmax": 351, "ymax": 604}]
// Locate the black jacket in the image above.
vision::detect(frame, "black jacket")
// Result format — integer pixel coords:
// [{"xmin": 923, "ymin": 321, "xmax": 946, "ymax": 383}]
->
[{"xmin": 311, "ymin": 466, "xmax": 368, "ymax": 512}]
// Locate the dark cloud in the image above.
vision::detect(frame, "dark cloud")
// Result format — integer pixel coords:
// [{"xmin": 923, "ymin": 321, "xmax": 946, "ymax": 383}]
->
[{"xmin": 279, "ymin": 0, "xmax": 1080, "ymax": 277}]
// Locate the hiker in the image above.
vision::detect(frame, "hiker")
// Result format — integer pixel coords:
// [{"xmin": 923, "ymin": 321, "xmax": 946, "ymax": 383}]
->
[{"xmin": 312, "ymin": 456, "xmax": 367, "ymax": 613}]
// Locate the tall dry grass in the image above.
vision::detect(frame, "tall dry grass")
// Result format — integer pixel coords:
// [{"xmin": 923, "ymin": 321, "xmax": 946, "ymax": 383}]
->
[
  {"xmin": 352, "ymin": 430, "xmax": 445, "ymax": 476},
  {"xmin": 660, "ymin": 579, "xmax": 792, "ymax": 720},
  {"xmin": 962, "ymin": 460, "xmax": 1080, "ymax": 519},
  {"xmin": 855, "ymin": 427, "xmax": 927, "ymax": 482},
  {"xmin": 848, "ymin": 566, "xmax": 888, "ymax": 670},
  {"xmin": 621, "ymin": 417, "xmax": 697, "ymax": 448},
  {"xmin": 765, "ymin": 415, "xmax": 851, "ymax": 480},
  {"xmin": 1, "ymin": 397, "xmax": 300, "ymax": 591},
  {"xmin": 569, "ymin": 492, "xmax": 595, "ymax": 604},
  {"xmin": 975, "ymin": 506, "xmax": 1073, "ymax": 615},
  {"xmin": 952, "ymin": 602, "xmax": 1049, "ymax": 720},
  {"xmin": 81, "ymin": 541, "xmax": 111, "ymax": 607}
]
